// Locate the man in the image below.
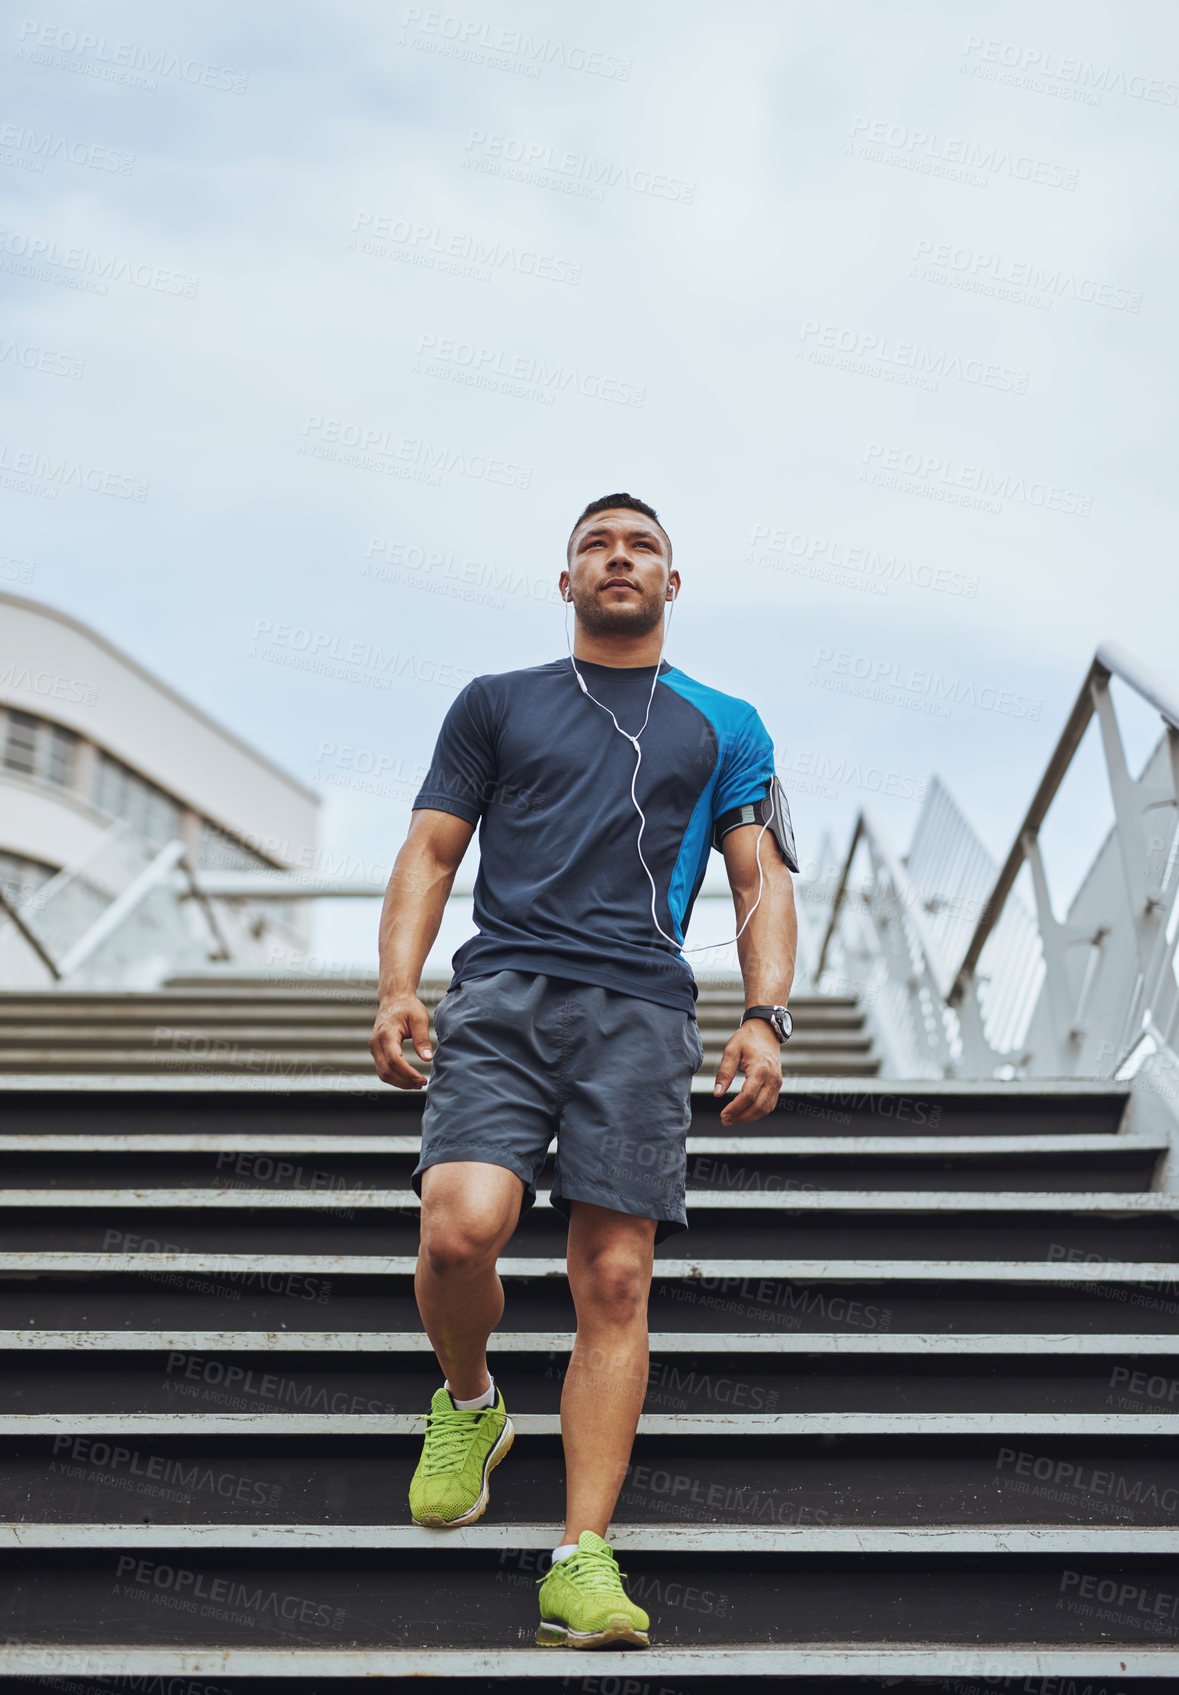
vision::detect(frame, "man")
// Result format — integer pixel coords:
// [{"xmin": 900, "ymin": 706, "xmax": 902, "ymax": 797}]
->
[{"xmin": 369, "ymin": 493, "xmax": 797, "ymax": 1649}]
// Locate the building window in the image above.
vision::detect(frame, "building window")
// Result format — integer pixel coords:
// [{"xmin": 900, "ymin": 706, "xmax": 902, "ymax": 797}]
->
[
  {"xmin": 3, "ymin": 711, "xmax": 39, "ymax": 777},
  {"xmin": 92, "ymin": 750, "xmax": 184, "ymax": 849},
  {"xmin": 0, "ymin": 708, "xmax": 285, "ymax": 873},
  {"xmin": 1, "ymin": 709, "xmax": 78, "ymax": 787},
  {"xmin": 45, "ymin": 723, "xmax": 77, "ymax": 788}
]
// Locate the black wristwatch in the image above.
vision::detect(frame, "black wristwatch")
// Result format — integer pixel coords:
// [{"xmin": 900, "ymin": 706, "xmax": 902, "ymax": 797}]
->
[{"xmin": 741, "ymin": 1004, "xmax": 792, "ymax": 1042}]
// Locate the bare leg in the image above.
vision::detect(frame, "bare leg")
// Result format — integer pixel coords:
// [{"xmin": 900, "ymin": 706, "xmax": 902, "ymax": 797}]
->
[
  {"xmin": 559, "ymin": 1201, "xmax": 656, "ymax": 1541},
  {"xmin": 415, "ymin": 1161, "xmax": 524, "ymax": 1401}
]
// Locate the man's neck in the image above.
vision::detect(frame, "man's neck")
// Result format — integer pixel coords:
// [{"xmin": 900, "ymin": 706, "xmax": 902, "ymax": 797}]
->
[{"xmin": 571, "ymin": 632, "xmax": 666, "ymax": 668}]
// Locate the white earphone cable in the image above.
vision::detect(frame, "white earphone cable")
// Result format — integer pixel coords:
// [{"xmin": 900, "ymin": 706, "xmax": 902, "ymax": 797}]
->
[{"xmin": 563, "ymin": 586, "xmax": 774, "ymax": 956}]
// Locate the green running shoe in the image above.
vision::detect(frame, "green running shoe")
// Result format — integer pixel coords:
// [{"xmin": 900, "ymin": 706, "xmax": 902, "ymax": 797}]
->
[
  {"xmin": 535, "ymin": 1530, "xmax": 651, "ymax": 1649},
  {"xmin": 408, "ymin": 1385, "xmax": 514, "ymax": 1527}
]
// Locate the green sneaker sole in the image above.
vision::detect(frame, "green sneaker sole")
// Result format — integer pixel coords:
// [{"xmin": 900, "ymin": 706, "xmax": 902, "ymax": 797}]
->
[
  {"xmin": 535, "ymin": 1613, "xmax": 650, "ymax": 1649},
  {"xmin": 410, "ymin": 1416, "xmax": 514, "ymax": 1528}
]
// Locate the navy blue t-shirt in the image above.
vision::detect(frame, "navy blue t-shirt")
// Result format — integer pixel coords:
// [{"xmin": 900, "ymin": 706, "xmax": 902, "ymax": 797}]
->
[{"xmin": 412, "ymin": 656, "xmax": 778, "ymax": 1012}]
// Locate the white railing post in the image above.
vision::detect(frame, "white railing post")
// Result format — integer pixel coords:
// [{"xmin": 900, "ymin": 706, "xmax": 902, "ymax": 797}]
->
[{"xmin": 953, "ymin": 976, "xmax": 1013, "ymax": 1078}]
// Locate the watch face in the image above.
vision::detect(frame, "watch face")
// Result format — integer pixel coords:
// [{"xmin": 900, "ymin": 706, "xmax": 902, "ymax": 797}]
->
[{"xmin": 772, "ymin": 1007, "xmax": 792, "ymax": 1040}]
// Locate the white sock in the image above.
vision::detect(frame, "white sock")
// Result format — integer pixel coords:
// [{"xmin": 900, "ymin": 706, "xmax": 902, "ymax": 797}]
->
[
  {"xmin": 551, "ymin": 1542, "xmax": 579, "ymax": 1565},
  {"xmin": 446, "ymin": 1374, "xmax": 494, "ymax": 1411}
]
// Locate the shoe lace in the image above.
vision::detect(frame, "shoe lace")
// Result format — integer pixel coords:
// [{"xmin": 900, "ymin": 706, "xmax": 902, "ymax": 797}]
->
[
  {"xmin": 537, "ymin": 1544, "xmax": 629, "ymax": 1591},
  {"xmin": 417, "ymin": 1405, "xmax": 487, "ymax": 1476}
]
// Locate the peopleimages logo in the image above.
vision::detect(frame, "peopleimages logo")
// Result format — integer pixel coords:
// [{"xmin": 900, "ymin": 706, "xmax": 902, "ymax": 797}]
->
[
  {"xmin": 862, "ymin": 441, "xmax": 1093, "ymax": 517},
  {"xmin": 798, "ymin": 319, "xmax": 1029, "ymax": 395},
  {"xmin": 0, "ymin": 227, "xmax": 199, "ymax": 296},
  {"xmin": 847, "ymin": 114, "xmax": 1079, "ymax": 190},
  {"xmin": 299, "ymin": 415, "xmax": 533, "ymax": 488},
  {"xmin": 463, "ymin": 130, "xmax": 696, "ymax": 203},
  {"xmin": 911, "ymin": 237, "xmax": 1142, "ymax": 313},
  {"xmin": 0, "ymin": 335, "xmax": 85, "ymax": 379},
  {"xmin": 809, "ymin": 646, "xmax": 1043, "ymax": 721},
  {"xmin": 0, "ymin": 440, "xmax": 148, "ymax": 501},
  {"xmin": 400, "ymin": 8, "xmax": 632, "ymax": 81},
  {"xmin": 15, "ymin": 20, "xmax": 249, "ymax": 93},
  {"xmin": 350, "ymin": 212, "xmax": 581, "ymax": 286},
  {"xmin": 960, "ymin": 34, "xmax": 1179, "ymax": 106},
  {"xmin": 0, "ymin": 122, "xmax": 135, "ymax": 174},
  {"xmin": 0, "ymin": 664, "xmax": 97, "ymax": 703},
  {"xmin": 114, "ymin": 1557, "xmax": 344, "ymax": 1630},
  {"xmin": 415, "ymin": 332, "xmax": 645, "ymax": 408}
]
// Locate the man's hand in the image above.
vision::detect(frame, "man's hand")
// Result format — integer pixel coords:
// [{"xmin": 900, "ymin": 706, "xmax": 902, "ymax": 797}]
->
[
  {"xmin": 370, "ymin": 994, "xmax": 434, "ymax": 1088},
  {"xmin": 712, "ymin": 1018, "xmax": 783, "ymax": 1126}
]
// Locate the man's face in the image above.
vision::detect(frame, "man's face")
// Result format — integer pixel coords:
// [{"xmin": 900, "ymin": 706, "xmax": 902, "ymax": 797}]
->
[{"xmin": 560, "ymin": 508, "xmax": 679, "ymax": 638}]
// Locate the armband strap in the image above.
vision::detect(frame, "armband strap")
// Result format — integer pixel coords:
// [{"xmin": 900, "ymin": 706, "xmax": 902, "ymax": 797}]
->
[{"xmin": 711, "ymin": 775, "xmax": 799, "ymax": 872}]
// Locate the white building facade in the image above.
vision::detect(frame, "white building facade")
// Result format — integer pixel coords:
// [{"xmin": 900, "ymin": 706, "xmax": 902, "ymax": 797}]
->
[{"xmin": 0, "ymin": 592, "xmax": 319, "ymax": 986}]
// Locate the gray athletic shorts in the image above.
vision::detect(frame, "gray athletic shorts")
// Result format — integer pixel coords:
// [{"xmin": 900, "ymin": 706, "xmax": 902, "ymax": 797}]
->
[{"xmin": 412, "ymin": 968, "xmax": 705, "ymax": 1243}]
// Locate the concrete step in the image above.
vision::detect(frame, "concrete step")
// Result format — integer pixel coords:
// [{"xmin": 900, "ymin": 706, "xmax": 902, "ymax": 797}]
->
[
  {"xmin": 7, "ymin": 1252, "xmax": 1179, "ymax": 1281},
  {"xmin": 0, "ymin": 1142, "xmax": 1162, "ymax": 1196},
  {"xmin": 2, "ymin": 1644, "xmax": 1176, "ymax": 1680},
  {"xmin": 0, "ymin": 1037, "xmax": 880, "ymax": 1078},
  {"xmin": 1, "ymin": 1547, "xmax": 1177, "ymax": 1653},
  {"xmin": 3, "ymin": 1202, "xmax": 1176, "ymax": 1261},
  {"xmin": 2, "ymin": 1343, "xmax": 1176, "ymax": 1414},
  {"xmin": 4, "ymin": 1439, "xmax": 1179, "ymax": 1523},
  {"xmin": 1, "ymin": 988, "xmax": 1174, "ymax": 1677},
  {"xmin": 157, "ymin": 975, "xmax": 863, "ymax": 1011},
  {"xmin": 4, "ymin": 1265, "xmax": 1177, "ymax": 1338},
  {"xmin": 8, "ymin": 1327, "xmax": 1178, "ymax": 1355},
  {"xmin": 0, "ymin": 1032, "xmax": 877, "ymax": 1059},
  {"xmin": 3, "ymin": 1184, "xmax": 1176, "ymax": 1209},
  {"xmin": 1, "ymin": 1645, "xmax": 1176, "ymax": 1680},
  {"xmin": 0, "ymin": 1077, "xmax": 1137, "ymax": 1129},
  {"xmin": 0, "ymin": 985, "xmax": 881, "ymax": 1078},
  {"xmin": 0, "ymin": 992, "xmax": 871, "ymax": 1029}
]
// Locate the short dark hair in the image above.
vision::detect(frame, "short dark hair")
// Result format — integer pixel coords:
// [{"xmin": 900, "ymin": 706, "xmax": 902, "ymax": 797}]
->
[{"xmin": 567, "ymin": 492, "xmax": 672, "ymax": 565}]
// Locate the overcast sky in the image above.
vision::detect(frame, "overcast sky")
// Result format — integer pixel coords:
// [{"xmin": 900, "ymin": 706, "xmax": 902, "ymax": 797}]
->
[{"xmin": 5, "ymin": 0, "xmax": 1177, "ymax": 978}]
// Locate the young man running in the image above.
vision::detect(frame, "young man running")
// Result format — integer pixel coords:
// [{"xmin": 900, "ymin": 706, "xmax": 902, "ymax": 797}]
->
[{"xmin": 369, "ymin": 493, "xmax": 797, "ymax": 1649}]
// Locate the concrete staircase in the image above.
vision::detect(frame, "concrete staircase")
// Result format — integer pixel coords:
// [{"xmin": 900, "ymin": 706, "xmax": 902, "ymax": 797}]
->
[
  {"xmin": 1, "ymin": 980, "xmax": 1177, "ymax": 1686},
  {"xmin": 0, "ymin": 977, "xmax": 880, "ymax": 1078}
]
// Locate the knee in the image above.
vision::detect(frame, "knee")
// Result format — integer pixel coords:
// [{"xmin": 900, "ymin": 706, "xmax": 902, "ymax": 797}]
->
[
  {"xmin": 419, "ymin": 1212, "xmax": 505, "ymax": 1277},
  {"xmin": 572, "ymin": 1245, "xmax": 651, "ymax": 1322}
]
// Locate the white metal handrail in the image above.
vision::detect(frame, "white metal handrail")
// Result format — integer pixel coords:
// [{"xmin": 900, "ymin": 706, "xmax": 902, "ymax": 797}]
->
[
  {"xmin": 54, "ymin": 840, "xmax": 190, "ymax": 979},
  {"xmin": 818, "ymin": 641, "xmax": 1179, "ymax": 1079},
  {"xmin": 47, "ymin": 840, "xmax": 228, "ymax": 983},
  {"xmin": 814, "ymin": 805, "xmax": 961, "ymax": 1077},
  {"xmin": 951, "ymin": 641, "xmax": 1178, "ymax": 1001},
  {"xmin": 952, "ymin": 642, "xmax": 1179, "ymax": 1077},
  {"xmin": 28, "ymin": 817, "xmax": 131, "ymax": 913}
]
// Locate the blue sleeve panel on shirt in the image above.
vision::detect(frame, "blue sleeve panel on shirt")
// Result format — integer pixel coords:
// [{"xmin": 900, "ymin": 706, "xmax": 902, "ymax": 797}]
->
[
  {"xmin": 412, "ymin": 677, "xmax": 498, "ymax": 826},
  {"xmin": 658, "ymin": 669, "xmax": 776, "ymax": 946}
]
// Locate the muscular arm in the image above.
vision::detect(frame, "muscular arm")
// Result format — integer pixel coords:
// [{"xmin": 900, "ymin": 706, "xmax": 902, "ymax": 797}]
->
[
  {"xmin": 369, "ymin": 808, "xmax": 476, "ymax": 1088},
  {"xmin": 726, "ymin": 822, "xmax": 797, "ymax": 1008},
  {"xmin": 710, "ymin": 823, "xmax": 798, "ymax": 1125}
]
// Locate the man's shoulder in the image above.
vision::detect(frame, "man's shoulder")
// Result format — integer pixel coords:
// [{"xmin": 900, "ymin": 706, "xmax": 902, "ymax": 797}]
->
[
  {"xmin": 464, "ymin": 657, "xmax": 569, "ymax": 701},
  {"xmin": 660, "ymin": 664, "xmax": 761, "ymax": 733}
]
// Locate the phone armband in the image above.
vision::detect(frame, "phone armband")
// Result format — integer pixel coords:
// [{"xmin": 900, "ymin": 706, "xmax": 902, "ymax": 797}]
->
[{"xmin": 711, "ymin": 775, "xmax": 799, "ymax": 873}]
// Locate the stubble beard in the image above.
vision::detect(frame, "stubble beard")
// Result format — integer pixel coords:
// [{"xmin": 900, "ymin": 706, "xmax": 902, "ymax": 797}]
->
[{"xmin": 571, "ymin": 583, "xmax": 665, "ymax": 641}]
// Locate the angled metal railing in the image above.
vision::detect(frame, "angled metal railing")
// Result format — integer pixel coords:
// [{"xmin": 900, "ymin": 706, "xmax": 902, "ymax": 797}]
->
[{"xmin": 817, "ymin": 641, "xmax": 1179, "ymax": 1081}]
